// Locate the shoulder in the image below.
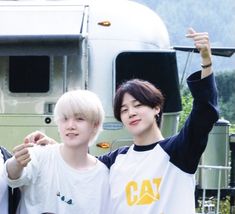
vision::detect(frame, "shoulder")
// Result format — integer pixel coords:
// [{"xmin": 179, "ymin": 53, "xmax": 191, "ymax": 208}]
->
[
  {"xmin": 97, "ymin": 159, "xmax": 110, "ymax": 173},
  {"xmin": 158, "ymin": 137, "xmax": 176, "ymax": 154},
  {"xmin": 98, "ymin": 146, "xmax": 130, "ymax": 169}
]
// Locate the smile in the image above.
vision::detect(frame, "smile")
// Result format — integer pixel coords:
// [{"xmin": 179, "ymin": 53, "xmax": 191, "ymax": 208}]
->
[
  {"xmin": 66, "ymin": 133, "xmax": 79, "ymax": 137},
  {"xmin": 129, "ymin": 119, "xmax": 141, "ymax": 126}
]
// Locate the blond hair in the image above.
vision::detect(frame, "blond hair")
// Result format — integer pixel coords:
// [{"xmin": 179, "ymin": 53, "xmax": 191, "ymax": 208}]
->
[{"xmin": 54, "ymin": 90, "xmax": 104, "ymax": 145}]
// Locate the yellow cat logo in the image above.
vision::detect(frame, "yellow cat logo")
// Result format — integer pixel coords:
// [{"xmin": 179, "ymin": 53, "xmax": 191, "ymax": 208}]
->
[{"xmin": 125, "ymin": 178, "xmax": 161, "ymax": 206}]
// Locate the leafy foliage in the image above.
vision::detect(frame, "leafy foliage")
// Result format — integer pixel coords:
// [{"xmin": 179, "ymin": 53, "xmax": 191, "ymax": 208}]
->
[
  {"xmin": 178, "ymin": 87, "xmax": 193, "ymax": 130},
  {"xmin": 178, "ymin": 70, "xmax": 235, "ymax": 132},
  {"xmin": 133, "ymin": 0, "xmax": 235, "ymax": 75},
  {"xmin": 215, "ymin": 70, "xmax": 235, "ymax": 124},
  {"xmin": 196, "ymin": 196, "xmax": 230, "ymax": 214},
  {"xmin": 134, "ymin": 0, "xmax": 235, "ymax": 46}
]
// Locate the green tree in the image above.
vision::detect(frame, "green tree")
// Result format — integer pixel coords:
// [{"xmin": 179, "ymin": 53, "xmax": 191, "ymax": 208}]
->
[
  {"xmin": 215, "ymin": 70, "xmax": 235, "ymax": 124},
  {"xmin": 178, "ymin": 87, "xmax": 193, "ymax": 130}
]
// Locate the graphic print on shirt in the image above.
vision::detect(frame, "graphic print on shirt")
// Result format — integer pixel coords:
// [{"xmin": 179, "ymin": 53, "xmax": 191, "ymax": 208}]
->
[
  {"xmin": 125, "ymin": 177, "xmax": 162, "ymax": 206},
  {"xmin": 56, "ymin": 191, "xmax": 73, "ymax": 205}
]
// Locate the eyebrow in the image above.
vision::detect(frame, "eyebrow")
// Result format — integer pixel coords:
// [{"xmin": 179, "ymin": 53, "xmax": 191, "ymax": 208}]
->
[
  {"xmin": 121, "ymin": 99, "xmax": 139, "ymax": 108},
  {"xmin": 74, "ymin": 113, "xmax": 86, "ymax": 118}
]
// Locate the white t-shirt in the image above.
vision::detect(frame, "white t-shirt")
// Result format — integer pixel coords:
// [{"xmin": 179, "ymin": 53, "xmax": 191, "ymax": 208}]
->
[
  {"xmin": 0, "ymin": 151, "xmax": 8, "ymax": 214},
  {"xmin": 108, "ymin": 144, "xmax": 196, "ymax": 214},
  {"xmin": 4, "ymin": 144, "xmax": 110, "ymax": 214}
]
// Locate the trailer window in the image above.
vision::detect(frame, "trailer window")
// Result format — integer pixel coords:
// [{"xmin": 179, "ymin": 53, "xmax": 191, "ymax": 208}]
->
[
  {"xmin": 115, "ymin": 52, "xmax": 182, "ymax": 113},
  {"xmin": 9, "ymin": 56, "xmax": 50, "ymax": 93}
]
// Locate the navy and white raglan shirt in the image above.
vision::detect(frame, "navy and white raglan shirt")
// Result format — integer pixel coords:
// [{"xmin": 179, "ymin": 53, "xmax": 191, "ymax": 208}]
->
[{"xmin": 99, "ymin": 71, "xmax": 219, "ymax": 214}]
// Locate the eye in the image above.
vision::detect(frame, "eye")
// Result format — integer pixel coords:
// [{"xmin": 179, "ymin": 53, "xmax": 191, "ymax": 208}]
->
[
  {"xmin": 75, "ymin": 117, "xmax": 85, "ymax": 121},
  {"xmin": 134, "ymin": 103, "xmax": 142, "ymax": 108},
  {"xmin": 120, "ymin": 108, "xmax": 128, "ymax": 114},
  {"xmin": 62, "ymin": 116, "xmax": 68, "ymax": 121}
]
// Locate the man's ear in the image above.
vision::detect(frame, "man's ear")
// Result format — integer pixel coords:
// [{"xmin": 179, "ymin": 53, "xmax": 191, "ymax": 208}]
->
[
  {"xmin": 93, "ymin": 122, "xmax": 99, "ymax": 132},
  {"xmin": 154, "ymin": 106, "xmax": 161, "ymax": 115}
]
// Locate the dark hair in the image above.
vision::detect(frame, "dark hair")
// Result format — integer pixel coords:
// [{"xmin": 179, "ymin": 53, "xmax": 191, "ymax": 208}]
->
[{"xmin": 114, "ymin": 79, "xmax": 164, "ymax": 122}]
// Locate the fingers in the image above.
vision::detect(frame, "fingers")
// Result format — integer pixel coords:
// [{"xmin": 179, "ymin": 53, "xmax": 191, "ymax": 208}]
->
[
  {"xmin": 187, "ymin": 27, "xmax": 196, "ymax": 35},
  {"xmin": 35, "ymin": 137, "xmax": 52, "ymax": 145},
  {"xmin": 193, "ymin": 34, "xmax": 210, "ymax": 53},
  {"xmin": 13, "ymin": 143, "xmax": 34, "ymax": 167},
  {"xmin": 24, "ymin": 131, "xmax": 46, "ymax": 144},
  {"xmin": 185, "ymin": 28, "xmax": 211, "ymax": 60},
  {"xmin": 186, "ymin": 30, "xmax": 209, "ymax": 44}
]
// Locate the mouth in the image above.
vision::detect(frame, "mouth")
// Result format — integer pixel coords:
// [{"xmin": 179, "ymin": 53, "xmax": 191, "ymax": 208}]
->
[
  {"xmin": 129, "ymin": 119, "xmax": 141, "ymax": 126},
  {"xmin": 66, "ymin": 133, "xmax": 79, "ymax": 137}
]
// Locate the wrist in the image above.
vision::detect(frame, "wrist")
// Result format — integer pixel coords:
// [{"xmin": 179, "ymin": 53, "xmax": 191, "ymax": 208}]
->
[
  {"xmin": 201, "ymin": 62, "xmax": 212, "ymax": 69},
  {"xmin": 201, "ymin": 56, "xmax": 212, "ymax": 64}
]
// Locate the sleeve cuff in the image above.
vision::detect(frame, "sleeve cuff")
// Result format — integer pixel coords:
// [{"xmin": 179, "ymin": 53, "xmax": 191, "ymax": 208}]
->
[{"xmin": 4, "ymin": 158, "xmax": 29, "ymax": 188}]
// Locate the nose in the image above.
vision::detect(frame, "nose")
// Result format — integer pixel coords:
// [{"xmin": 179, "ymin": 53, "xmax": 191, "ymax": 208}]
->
[
  {"xmin": 128, "ymin": 107, "xmax": 137, "ymax": 118},
  {"xmin": 66, "ymin": 118, "xmax": 76, "ymax": 129}
]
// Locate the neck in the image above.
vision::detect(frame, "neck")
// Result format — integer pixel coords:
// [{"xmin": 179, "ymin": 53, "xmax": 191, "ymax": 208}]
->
[
  {"xmin": 60, "ymin": 144, "xmax": 96, "ymax": 170},
  {"xmin": 134, "ymin": 123, "xmax": 164, "ymax": 146}
]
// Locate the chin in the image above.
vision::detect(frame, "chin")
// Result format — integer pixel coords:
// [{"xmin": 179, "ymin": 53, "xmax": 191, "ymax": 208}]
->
[
  {"xmin": 64, "ymin": 140, "xmax": 79, "ymax": 146},
  {"xmin": 128, "ymin": 129, "xmax": 143, "ymax": 136},
  {"xmin": 67, "ymin": 140, "xmax": 88, "ymax": 147}
]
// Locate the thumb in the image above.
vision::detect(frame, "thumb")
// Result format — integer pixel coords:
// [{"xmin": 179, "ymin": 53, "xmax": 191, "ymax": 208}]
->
[
  {"xmin": 185, "ymin": 27, "xmax": 196, "ymax": 37},
  {"xmin": 187, "ymin": 27, "xmax": 196, "ymax": 34}
]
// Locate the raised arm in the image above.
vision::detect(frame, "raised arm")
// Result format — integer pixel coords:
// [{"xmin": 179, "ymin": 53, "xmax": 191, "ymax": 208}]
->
[
  {"xmin": 186, "ymin": 28, "xmax": 212, "ymax": 79},
  {"xmin": 161, "ymin": 28, "xmax": 219, "ymax": 174}
]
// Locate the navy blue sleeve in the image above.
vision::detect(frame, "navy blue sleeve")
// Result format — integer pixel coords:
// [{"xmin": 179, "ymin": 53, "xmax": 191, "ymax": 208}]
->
[
  {"xmin": 160, "ymin": 71, "xmax": 219, "ymax": 174},
  {"xmin": 0, "ymin": 147, "xmax": 21, "ymax": 214},
  {"xmin": 98, "ymin": 146, "xmax": 130, "ymax": 169},
  {"xmin": 0, "ymin": 146, "xmax": 12, "ymax": 162}
]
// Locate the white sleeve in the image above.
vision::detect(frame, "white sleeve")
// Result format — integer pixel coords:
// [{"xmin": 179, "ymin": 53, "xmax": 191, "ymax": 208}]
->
[{"xmin": 3, "ymin": 146, "xmax": 41, "ymax": 188}]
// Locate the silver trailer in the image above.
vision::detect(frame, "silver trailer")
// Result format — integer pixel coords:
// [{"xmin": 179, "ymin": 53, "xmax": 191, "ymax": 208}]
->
[{"xmin": 0, "ymin": 0, "xmax": 182, "ymax": 156}]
